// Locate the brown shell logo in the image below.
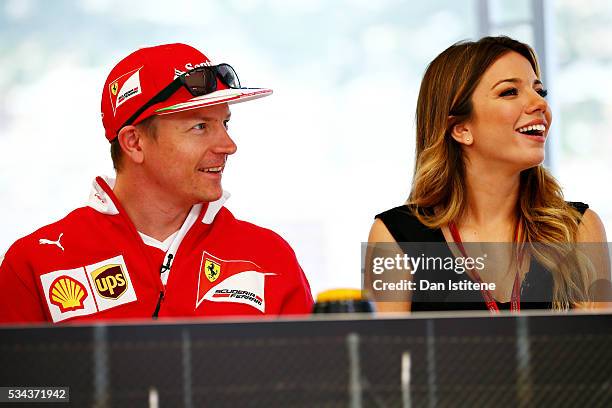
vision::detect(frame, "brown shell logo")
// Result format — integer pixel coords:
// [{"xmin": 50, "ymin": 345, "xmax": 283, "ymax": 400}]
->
[
  {"xmin": 49, "ymin": 276, "xmax": 88, "ymax": 313},
  {"xmin": 92, "ymin": 264, "xmax": 128, "ymax": 299}
]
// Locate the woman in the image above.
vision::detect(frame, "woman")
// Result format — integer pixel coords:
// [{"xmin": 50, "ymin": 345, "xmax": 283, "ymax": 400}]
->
[{"xmin": 367, "ymin": 36, "xmax": 609, "ymax": 313}]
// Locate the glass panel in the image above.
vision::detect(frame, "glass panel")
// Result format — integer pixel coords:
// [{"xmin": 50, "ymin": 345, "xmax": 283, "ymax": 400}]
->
[
  {"xmin": 554, "ymin": 0, "xmax": 612, "ymax": 236},
  {"xmin": 490, "ymin": 0, "xmax": 532, "ymax": 25},
  {"xmin": 490, "ymin": 24, "xmax": 534, "ymax": 45}
]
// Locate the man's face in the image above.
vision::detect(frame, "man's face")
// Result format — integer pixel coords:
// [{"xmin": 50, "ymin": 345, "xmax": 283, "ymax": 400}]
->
[{"xmin": 141, "ymin": 103, "xmax": 236, "ymax": 206}]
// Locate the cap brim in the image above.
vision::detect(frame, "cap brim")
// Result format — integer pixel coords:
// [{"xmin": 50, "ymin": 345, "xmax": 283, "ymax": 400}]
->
[{"xmin": 154, "ymin": 88, "xmax": 272, "ymax": 115}]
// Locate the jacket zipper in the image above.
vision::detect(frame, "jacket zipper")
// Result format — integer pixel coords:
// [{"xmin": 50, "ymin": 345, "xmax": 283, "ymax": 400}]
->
[
  {"xmin": 152, "ymin": 254, "xmax": 174, "ymax": 318},
  {"xmin": 152, "ymin": 290, "xmax": 164, "ymax": 319}
]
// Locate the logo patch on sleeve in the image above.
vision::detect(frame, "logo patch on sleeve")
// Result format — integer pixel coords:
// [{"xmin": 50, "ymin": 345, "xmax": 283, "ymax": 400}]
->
[
  {"xmin": 85, "ymin": 255, "xmax": 137, "ymax": 312},
  {"xmin": 40, "ymin": 268, "xmax": 97, "ymax": 322},
  {"xmin": 197, "ymin": 252, "xmax": 275, "ymax": 313},
  {"xmin": 49, "ymin": 276, "xmax": 88, "ymax": 313},
  {"xmin": 40, "ymin": 255, "xmax": 137, "ymax": 322},
  {"xmin": 91, "ymin": 264, "xmax": 128, "ymax": 299}
]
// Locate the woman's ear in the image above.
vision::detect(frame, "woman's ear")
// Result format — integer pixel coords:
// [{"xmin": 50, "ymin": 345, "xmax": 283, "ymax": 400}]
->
[
  {"xmin": 448, "ymin": 116, "xmax": 473, "ymax": 145},
  {"xmin": 117, "ymin": 125, "xmax": 145, "ymax": 165}
]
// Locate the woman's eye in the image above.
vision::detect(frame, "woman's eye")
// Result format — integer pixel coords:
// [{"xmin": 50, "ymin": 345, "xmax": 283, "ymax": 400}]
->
[
  {"xmin": 537, "ymin": 88, "xmax": 548, "ymax": 98},
  {"xmin": 500, "ymin": 88, "xmax": 518, "ymax": 97}
]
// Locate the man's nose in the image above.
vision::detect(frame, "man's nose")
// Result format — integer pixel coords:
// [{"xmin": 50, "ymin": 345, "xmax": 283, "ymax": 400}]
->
[{"xmin": 215, "ymin": 126, "xmax": 237, "ymax": 155}]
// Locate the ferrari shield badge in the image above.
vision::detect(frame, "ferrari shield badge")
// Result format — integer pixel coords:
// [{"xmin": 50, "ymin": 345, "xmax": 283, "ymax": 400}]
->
[{"xmin": 204, "ymin": 259, "xmax": 221, "ymax": 282}]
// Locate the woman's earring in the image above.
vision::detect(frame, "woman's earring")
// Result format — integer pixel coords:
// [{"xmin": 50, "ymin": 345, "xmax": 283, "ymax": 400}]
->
[{"xmin": 466, "ymin": 137, "xmax": 471, "ymax": 142}]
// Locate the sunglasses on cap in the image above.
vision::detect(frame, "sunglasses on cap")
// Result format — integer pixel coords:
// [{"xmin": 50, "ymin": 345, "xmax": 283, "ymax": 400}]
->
[{"xmin": 120, "ymin": 64, "xmax": 241, "ymax": 131}]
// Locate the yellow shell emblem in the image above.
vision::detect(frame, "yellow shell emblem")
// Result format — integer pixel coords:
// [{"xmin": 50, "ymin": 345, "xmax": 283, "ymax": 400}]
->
[
  {"xmin": 205, "ymin": 259, "xmax": 221, "ymax": 282},
  {"xmin": 49, "ymin": 276, "xmax": 88, "ymax": 313},
  {"xmin": 111, "ymin": 82, "xmax": 119, "ymax": 96}
]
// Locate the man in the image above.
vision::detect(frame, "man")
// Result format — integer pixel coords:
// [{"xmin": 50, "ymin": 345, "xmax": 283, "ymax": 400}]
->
[{"xmin": 0, "ymin": 43, "xmax": 313, "ymax": 323}]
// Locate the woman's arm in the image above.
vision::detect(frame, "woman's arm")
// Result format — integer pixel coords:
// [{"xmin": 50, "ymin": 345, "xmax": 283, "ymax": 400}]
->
[
  {"xmin": 576, "ymin": 209, "xmax": 611, "ymax": 309},
  {"xmin": 366, "ymin": 219, "xmax": 412, "ymax": 313}
]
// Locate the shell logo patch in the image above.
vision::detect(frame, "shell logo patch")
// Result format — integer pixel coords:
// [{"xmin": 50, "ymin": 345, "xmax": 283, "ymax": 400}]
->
[
  {"xmin": 49, "ymin": 276, "xmax": 88, "ymax": 313},
  {"xmin": 40, "ymin": 254, "xmax": 138, "ymax": 323},
  {"xmin": 204, "ymin": 259, "xmax": 221, "ymax": 282},
  {"xmin": 40, "ymin": 267, "xmax": 97, "ymax": 322},
  {"xmin": 92, "ymin": 264, "xmax": 128, "ymax": 299}
]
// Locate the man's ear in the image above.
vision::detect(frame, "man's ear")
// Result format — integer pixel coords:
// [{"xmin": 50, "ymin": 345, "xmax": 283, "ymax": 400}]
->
[
  {"xmin": 117, "ymin": 125, "xmax": 145, "ymax": 165},
  {"xmin": 448, "ymin": 116, "xmax": 473, "ymax": 146}
]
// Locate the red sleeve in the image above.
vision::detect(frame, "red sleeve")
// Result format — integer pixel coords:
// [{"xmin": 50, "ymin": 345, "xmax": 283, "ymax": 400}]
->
[
  {"xmin": 280, "ymin": 263, "xmax": 314, "ymax": 315},
  {"xmin": 0, "ymin": 250, "xmax": 48, "ymax": 324}
]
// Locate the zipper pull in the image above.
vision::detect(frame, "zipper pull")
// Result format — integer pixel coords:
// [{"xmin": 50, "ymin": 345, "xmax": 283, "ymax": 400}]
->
[{"xmin": 152, "ymin": 289, "xmax": 165, "ymax": 319}]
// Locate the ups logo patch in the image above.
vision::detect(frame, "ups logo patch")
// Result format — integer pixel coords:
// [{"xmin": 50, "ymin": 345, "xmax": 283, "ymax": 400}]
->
[{"xmin": 92, "ymin": 264, "xmax": 128, "ymax": 299}]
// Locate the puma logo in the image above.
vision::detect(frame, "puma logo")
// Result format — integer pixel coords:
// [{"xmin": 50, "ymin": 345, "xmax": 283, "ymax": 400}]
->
[{"xmin": 39, "ymin": 233, "xmax": 65, "ymax": 251}]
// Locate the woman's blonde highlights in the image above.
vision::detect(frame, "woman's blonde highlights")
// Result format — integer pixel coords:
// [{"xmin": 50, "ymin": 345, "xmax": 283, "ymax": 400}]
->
[{"xmin": 409, "ymin": 36, "xmax": 592, "ymax": 309}]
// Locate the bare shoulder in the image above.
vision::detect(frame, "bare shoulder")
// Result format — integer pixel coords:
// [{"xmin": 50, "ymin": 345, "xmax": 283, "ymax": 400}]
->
[
  {"xmin": 367, "ymin": 219, "xmax": 396, "ymax": 243},
  {"xmin": 577, "ymin": 208, "xmax": 608, "ymax": 243}
]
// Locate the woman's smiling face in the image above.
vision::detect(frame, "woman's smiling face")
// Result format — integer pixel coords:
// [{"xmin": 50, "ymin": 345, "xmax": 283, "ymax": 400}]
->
[{"xmin": 461, "ymin": 51, "xmax": 552, "ymax": 171}]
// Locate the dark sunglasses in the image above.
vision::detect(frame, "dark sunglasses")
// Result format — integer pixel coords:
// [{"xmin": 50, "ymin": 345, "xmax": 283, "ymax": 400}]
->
[{"xmin": 121, "ymin": 64, "xmax": 241, "ymax": 130}]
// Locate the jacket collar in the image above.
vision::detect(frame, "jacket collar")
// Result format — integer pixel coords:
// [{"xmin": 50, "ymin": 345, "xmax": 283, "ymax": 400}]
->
[{"xmin": 86, "ymin": 176, "xmax": 229, "ymax": 224}]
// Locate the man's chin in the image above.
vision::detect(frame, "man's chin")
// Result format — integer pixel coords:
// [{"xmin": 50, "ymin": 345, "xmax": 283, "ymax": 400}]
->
[{"xmin": 197, "ymin": 188, "xmax": 224, "ymax": 203}]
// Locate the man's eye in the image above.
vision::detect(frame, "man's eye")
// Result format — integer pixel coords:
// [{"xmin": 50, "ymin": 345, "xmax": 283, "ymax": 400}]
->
[
  {"xmin": 193, "ymin": 123, "xmax": 206, "ymax": 130},
  {"xmin": 500, "ymin": 88, "xmax": 518, "ymax": 97},
  {"xmin": 223, "ymin": 120, "xmax": 230, "ymax": 130}
]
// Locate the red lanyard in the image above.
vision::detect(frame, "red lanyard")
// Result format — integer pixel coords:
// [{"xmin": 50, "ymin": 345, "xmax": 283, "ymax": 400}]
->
[{"xmin": 448, "ymin": 222, "xmax": 524, "ymax": 314}]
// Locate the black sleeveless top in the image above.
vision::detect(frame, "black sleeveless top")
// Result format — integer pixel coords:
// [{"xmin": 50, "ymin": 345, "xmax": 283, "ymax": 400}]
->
[{"xmin": 375, "ymin": 202, "xmax": 589, "ymax": 312}]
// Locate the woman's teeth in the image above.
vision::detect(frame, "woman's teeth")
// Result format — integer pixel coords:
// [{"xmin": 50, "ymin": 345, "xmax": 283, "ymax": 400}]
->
[{"xmin": 517, "ymin": 124, "xmax": 546, "ymax": 135}]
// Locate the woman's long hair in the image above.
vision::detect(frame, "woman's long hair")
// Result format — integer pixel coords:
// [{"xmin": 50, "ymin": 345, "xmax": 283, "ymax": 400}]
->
[{"xmin": 408, "ymin": 36, "xmax": 592, "ymax": 309}]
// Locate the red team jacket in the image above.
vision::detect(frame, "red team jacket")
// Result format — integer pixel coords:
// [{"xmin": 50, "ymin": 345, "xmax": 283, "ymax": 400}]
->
[{"xmin": 0, "ymin": 177, "xmax": 313, "ymax": 324}]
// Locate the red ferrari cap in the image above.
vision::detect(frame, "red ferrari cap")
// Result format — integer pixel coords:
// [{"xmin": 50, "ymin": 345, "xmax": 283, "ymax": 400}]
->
[{"xmin": 101, "ymin": 43, "xmax": 272, "ymax": 141}]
